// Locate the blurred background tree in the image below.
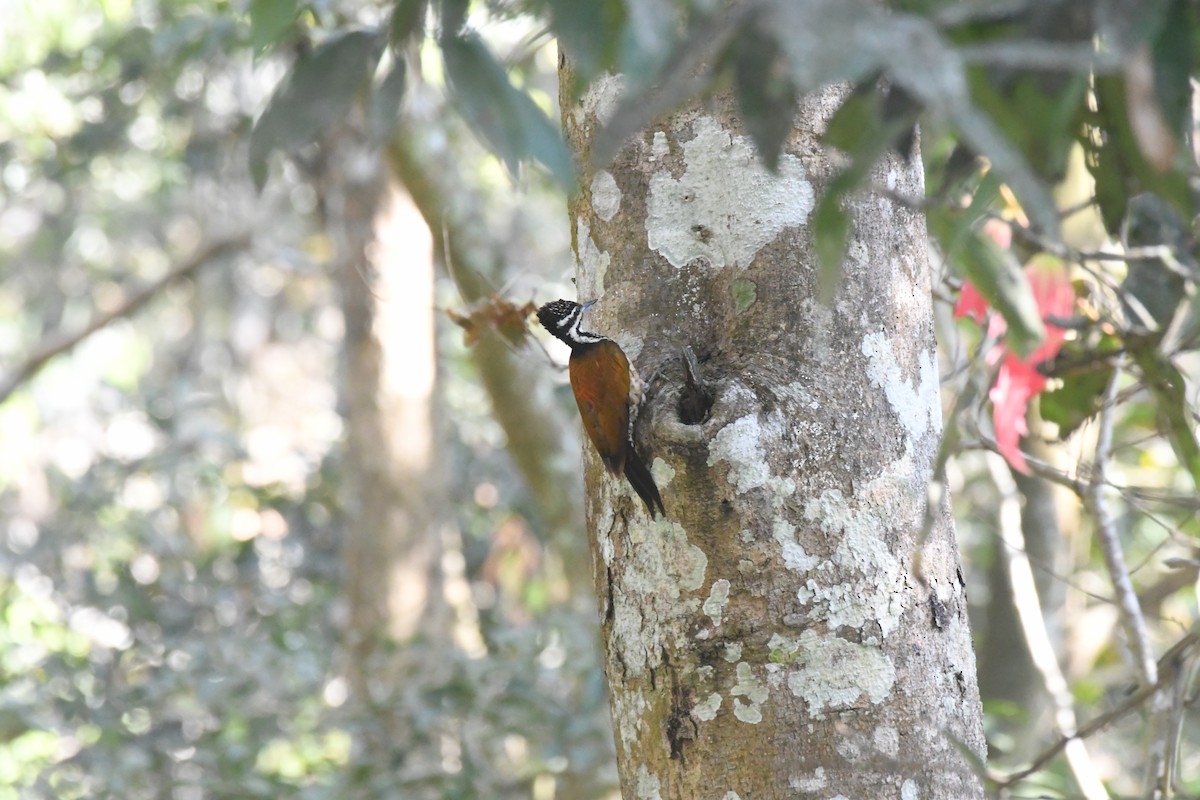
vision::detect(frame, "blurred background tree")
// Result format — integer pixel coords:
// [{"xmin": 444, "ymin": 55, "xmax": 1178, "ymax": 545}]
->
[{"xmin": 1, "ymin": 0, "xmax": 1199, "ymax": 798}]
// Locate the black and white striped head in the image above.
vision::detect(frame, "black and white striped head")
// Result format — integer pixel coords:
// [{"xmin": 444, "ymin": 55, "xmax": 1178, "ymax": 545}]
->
[{"xmin": 537, "ymin": 299, "xmax": 604, "ymax": 348}]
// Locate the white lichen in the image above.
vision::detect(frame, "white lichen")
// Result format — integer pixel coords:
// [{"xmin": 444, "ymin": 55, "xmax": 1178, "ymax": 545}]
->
[
  {"xmin": 590, "ymin": 170, "xmax": 621, "ymax": 222},
  {"xmin": 789, "ymin": 766, "xmax": 827, "ymax": 791},
  {"xmin": 861, "ymin": 331, "xmax": 941, "ymax": 444},
  {"xmin": 611, "ymin": 687, "xmax": 647, "ymax": 751},
  {"xmin": 574, "ymin": 219, "xmax": 609, "ymax": 301},
  {"xmin": 635, "ymin": 764, "xmax": 662, "ymax": 800},
  {"xmin": 702, "ymin": 579, "xmax": 731, "ymax": 627},
  {"xmin": 646, "ymin": 116, "xmax": 814, "ymax": 270},
  {"xmin": 901, "ymin": 779, "xmax": 920, "ymax": 800},
  {"xmin": 786, "ymin": 630, "xmax": 896, "ymax": 718},
  {"xmin": 774, "ymin": 517, "xmax": 819, "ymax": 573},
  {"xmin": 610, "ymin": 519, "xmax": 707, "ymax": 677},
  {"xmin": 874, "ymin": 725, "xmax": 900, "ymax": 758},
  {"xmin": 731, "ymin": 661, "xmax": 769, "ymax": 724},
  {"xmin": 576, "ymin": 72, "xmax": 625, "ymax": 126},
  {"xmin": 651, "ymin": 457, "xmax": 675, "ymax": 488},
  {"xmin": 723, "ymin": 641, "xmax": 743, "ymax": 662},
  {"xmin": 695, "ymin": 692, "xmax": 722, "ymax": 721},
  {"xmin": 800, "ymin": 460, "xmax": 912, "ymax": 637},
  {"xmin": 707, "ymin": 414, "xmax": 770, "ymax": 493},
  {"xmin": 650, "ymin": 130, "xmax": 670, "ymax": 160}
]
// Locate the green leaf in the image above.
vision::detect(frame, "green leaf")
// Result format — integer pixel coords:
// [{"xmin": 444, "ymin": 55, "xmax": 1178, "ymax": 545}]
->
[
  {"xmin": 929, "ymin": 173, "xmax": 1045, "ymax": 356},
  {"xmin": 813, "ymin": 190, "xmax": 851, "ymax": 302},
  {"xmin": 1130, "ymin": 345, "xmax": 1200, "ymax": 490},
  {"xmin": 441, "ymin": 34, "xmax": 574, "ymax": 190},
  {"xmin": 250, "ymin": 0, "xmax": 301, "ymax": 59},
  {"xmin": 822, "ymin": 81, "xmax": 882, "ymax": 153},
  {"xmin": 1150, "ymin": 0, "xmax": 1195, "ymax": 139},
  {"xmin": 368, "ymin": 59, "xmax": 407, "ymax": 142},
  {"xmin": 542, "ymin": 0, "xmax": 625, "ymax": 82},
  {"xmin": 389, "ymin": 0, "xmax": 427, "ymax": 46},
  {"xmin": 1040, "ymin": 362, "xmax": 1113, "ymax": 439},
  {"xmin": 440, "ymin": 0, "xmax": 468, "ymax": 38},
  {"xmin": 966, "ymin": 69, "xmax": 1087, "ymax": 182},
  {"xmin": 249, "ymin": 30, "xmax": 384, "ymax": 190},
  {"xmin": 732, "ymin": 24, "xmax": 797, "ymax": 172},
  {"xmin": 1081, "ymin": 74, "xmax": 1193, "ymax": 232}
]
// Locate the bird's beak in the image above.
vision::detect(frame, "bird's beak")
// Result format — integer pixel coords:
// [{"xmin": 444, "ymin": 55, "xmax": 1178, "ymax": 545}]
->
[{"xmin": 581, "ymin": 299, "xmax": 598, "ymax": 311}]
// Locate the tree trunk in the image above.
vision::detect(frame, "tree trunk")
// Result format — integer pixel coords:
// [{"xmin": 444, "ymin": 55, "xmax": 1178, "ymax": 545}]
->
[
  {"xmin": 324, "ymin": 127, "xmax": 445, "ymax": 698},
  {"xmin": 560, "ymin": 66, "xmax": 988, "ymax": 799}
]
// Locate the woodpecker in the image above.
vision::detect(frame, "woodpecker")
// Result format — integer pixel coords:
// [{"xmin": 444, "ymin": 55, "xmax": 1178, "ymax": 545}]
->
[{"xmin": 537, "ymin": 299, "xmax": 665, "ymax": 518}]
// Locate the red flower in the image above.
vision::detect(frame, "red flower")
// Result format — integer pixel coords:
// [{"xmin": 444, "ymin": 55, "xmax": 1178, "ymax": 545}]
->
[{"xmin": 955, "ymin": 257, "xmax": 1074, "ymax": 473}]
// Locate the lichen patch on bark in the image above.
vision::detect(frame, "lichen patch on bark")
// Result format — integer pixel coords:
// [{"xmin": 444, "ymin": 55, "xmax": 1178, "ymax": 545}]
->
[
  {"xmin": 702, "ymin": 578, "xmax": 731, "ymax": 626},
  {"xmin": 799, "ymin": 463, "xmax": 912, "ymax": 636},
  {"xmin": 574, "ymin": 72, "xmax": 625, "ymax": 127},
  {"xmin": 645, "ymin": 116, "xmax": 813, "ymax": 270},
  {"xmin": 860, "ymin": 331, "xmax": 941, "ymax": 444},
  {"xmin": 784, "ymin": 630, "xmax": 897, "ymax": 718},
  {"xmin": 707, "ymin": 414, "xmax": 771, "ymax": 493},
  {"xmin": 574, "ymin": 219, "xmax": 609, "ymax": 300},
  {"xmin": 730, "ymin": 661, "xmax": 769, "ymax": 723},
  {"xmin": 590, "ymin": 170, "xmax": 622, "ymax": 221},
  {"xmin": 635, "ymin": 763, "xmax": 662, "ymax": 800}
]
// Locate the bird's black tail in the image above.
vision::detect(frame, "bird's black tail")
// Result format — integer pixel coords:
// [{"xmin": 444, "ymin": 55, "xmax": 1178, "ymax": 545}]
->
[{"xmin": 624, "ymin": 445, "xmax": 665, "ymax": 518}]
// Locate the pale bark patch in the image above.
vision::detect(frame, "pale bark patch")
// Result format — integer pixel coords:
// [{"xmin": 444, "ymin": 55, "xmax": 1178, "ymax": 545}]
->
[
  {"xmin": 707, "ymin": 413, "xmax": 771, "ymax": 492},
  {"xmin": 574, "ymin": 219, "xmax": 610, "ymax": 299},
  {"xmin": 902, "ymin": 778, "xmax": 921, "ymax": 800},
  {"xmin": 702, "ymin": 578, "xmax": 731, "ymax": 626},
  {"xmin": 645, "ymin": 116, "xmax": 814, "ymax": 269},
  {"xmin": 784, "ymin": 630, "xmax": 897, "ymax": 718},
  {"xmin": 789, "ymin": 767, "xmax": 827, "ymax": 792},
  {"xmin": 574, "ymin": 72, "xmax": 625, "ymax": 126},
  {"xmin": 860, "ymin": 331, "xmax": 941, "ymax": 443},
  {"xmin": 731, "ymin": 661, "xmax": 769, "ymax": 723},
  {"xmin": 635, "ymin": 763, "xmax": 662, "ymax": 800},
  {"xmin": 590, "ymin": 170, "xmax": 621, "ymax": 221},
  {"xmin": 801, "ymin": 467, "xmax": 911, "ymax": 636}
]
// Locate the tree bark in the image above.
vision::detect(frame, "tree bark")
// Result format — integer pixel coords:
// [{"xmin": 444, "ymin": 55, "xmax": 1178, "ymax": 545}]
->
[
  {"xmin": 324, "ymin": 127, "xmax": 445, "ymax": 696},
  {"xmin": 561, "ymin": 66, "xmax": 988, "ymax": 799}
]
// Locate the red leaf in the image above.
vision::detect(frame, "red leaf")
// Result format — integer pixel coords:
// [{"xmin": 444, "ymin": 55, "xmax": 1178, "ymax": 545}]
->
[{"xmin": 957, "ymin": 256, "xmax": 1074, "ymax": 472}]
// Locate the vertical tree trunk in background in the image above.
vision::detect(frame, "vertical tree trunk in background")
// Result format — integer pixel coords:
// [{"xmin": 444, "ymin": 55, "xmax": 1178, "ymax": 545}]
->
[
  {"xmin": 324, "ymin": 129, "xmax": 444, "ymax": 697},
  {"xmin": 560, "ymin": 64, "xmax": 988, "ymax": 798},
  {"xmin": 978, "ymin": 437, "xmax": 1068, "ymax": 759}
]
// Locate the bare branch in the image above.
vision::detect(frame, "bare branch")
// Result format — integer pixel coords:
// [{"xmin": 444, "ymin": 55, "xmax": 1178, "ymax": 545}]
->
[
  {"xmin": 0, "ymin": 234, "xmax": 252, "ymax": 406},
  {"xmin": 986, "ymin": 454, "xmax": 1110, "ymax": 800},
  {"xmin": 1087, "ymin": 365, "xmax": 1158, "ymax": 686},
  {"xmin": 994, "ymin": 626, "xmax": 1200, "ymax": 790}
]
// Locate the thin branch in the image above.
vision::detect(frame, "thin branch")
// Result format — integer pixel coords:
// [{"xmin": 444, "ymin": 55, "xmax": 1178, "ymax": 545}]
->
[
  {"xmin": 986, "ymin": 453, "xmax": 1110, "ymax": 800},
  {"xmin": 1087, "ymin": 365, "xmax": 1158, "ymax": 687},
  {"xmin": 957, "ymin": 41, "xmax": 1121, "ymax": 72},
  {"xmin": 0, "ymin": 234, "xmax": 252, "ymax": 406},
  {"xmin": 994, "ymin": 626, "xmax": 1200, "ymax": 789}
]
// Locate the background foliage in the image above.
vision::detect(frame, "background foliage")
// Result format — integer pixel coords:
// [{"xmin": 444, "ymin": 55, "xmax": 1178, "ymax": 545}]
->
[{"xmin": 2, "ymin": 0, "xmax": 1199, "ymax": 797}]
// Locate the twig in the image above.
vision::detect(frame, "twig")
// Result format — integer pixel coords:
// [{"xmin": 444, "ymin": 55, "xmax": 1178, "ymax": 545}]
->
[
  {"xmin": 0, "ymin": 234, "xmax": 252, "ymax": 406},
  {"xmin": 986, "ymin": 454, "xmax": 1110, "ymax": 800},
  {"xmin": 993, "ymin": 626, "xmax": 1200, "ymax": 790},
  {"xmin": 1087, "ymin": 365, "xmax": 1158, "ymax": 686}
]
